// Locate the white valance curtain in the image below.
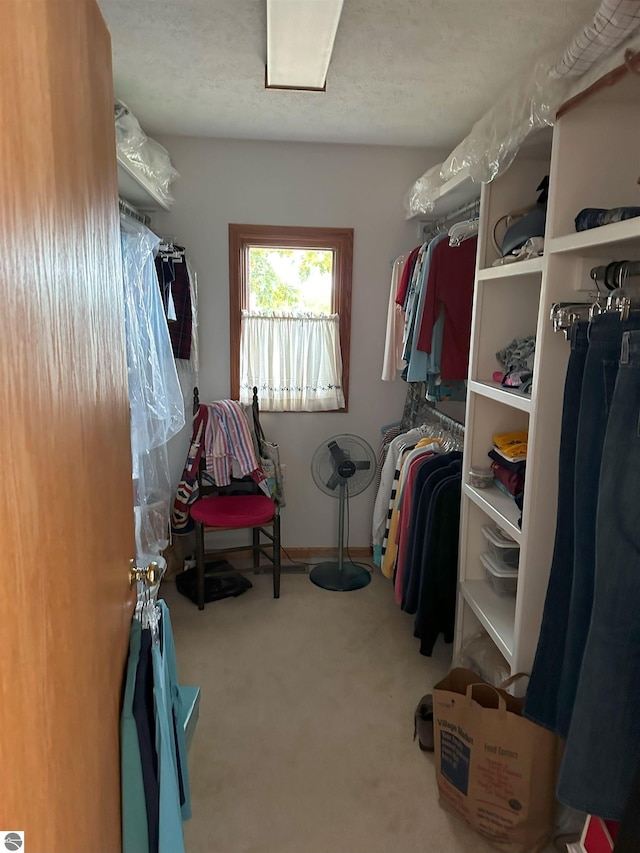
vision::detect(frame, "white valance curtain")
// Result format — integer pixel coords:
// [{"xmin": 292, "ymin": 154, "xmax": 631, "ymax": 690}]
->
[{"xmin": 240, "ymin": 311, "xmax": 345, "ymax": 411}]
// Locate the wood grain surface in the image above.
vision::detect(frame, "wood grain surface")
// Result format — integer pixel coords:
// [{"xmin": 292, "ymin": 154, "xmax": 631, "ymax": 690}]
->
[{"xmin": 0, "ymin": 2, "xmax": 135, "ymax": 849}]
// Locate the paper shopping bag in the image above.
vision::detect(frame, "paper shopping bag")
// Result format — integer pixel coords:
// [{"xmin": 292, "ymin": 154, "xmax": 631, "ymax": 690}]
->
[{"xmin": 433, "ymin": 668, "xmax": 558, "ymax": 853}]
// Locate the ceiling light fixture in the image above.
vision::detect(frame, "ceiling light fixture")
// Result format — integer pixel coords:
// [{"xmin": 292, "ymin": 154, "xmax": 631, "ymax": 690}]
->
[{"xmin": 265, "ymin": 0, "xmax": 344, "ymax": 91}]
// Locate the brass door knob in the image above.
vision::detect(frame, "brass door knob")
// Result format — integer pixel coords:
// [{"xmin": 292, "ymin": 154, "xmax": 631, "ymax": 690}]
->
[{"xmin": 129, "ymin": 560, "xmax": 160, "ymax": 588}]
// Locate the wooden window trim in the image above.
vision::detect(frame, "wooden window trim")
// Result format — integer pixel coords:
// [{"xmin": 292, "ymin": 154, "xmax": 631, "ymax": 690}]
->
[{"xmin": 229, "ymin": 223, "xmax": 353, "ymax": 412}]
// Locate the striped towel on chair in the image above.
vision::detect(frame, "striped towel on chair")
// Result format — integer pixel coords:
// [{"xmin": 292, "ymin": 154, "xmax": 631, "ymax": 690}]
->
[{"xmin": 206, "ymin": 401, "xmax": 270, "ymax": 497}]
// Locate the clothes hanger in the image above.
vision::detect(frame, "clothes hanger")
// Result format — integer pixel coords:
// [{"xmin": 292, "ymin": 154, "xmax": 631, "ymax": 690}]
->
[
  {"xmin": 448, "ymin": 218, "xmax": 479, "ymax": 247},
  {"xmin": 132, "ymin": 560, "xmax": 163, "ymax": 645}
]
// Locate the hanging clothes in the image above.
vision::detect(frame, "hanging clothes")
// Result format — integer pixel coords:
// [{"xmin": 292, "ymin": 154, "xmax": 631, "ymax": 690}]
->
[
  {"xmin": 155, "ymin": 244, "xmax": 195, "ymax": 361},
  {"xmin": 381, "ymin": 253, "xmax": 407, "ymax": 381},
  {"xmin": 121, "ymin": 215, "xmax": 185, "ymax": 561},
  {"xmin": 387, "ymin": 449, "xmax": 463, "ymax": 656},
  {"xmin": 525, "ymin": 312, "xmax": 640, "ymax": 820},
  {"xmin": 405, "ymin": 232, "xmax": 448, "ymax": 384},
  {"xmin": 417, "ymin": 235, "xmax": 477, "ymax": 382},
  {"xmin": 372, "ymin": 425, "xmax": 440, "ymax": 554},
  {"xmin": 395, "ymin": 245, "xmax": 420, "ymax": 309},
  {"xmin": 122, "ymin": 594, "xmax": 194, "ymax": 853},
  {"xmin": 380, "ymin": 440, "xmax": 441, "ymax": 578}
]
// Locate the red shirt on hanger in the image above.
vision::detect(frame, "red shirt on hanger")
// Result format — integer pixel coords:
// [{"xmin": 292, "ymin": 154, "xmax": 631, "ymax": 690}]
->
[
  {"xmin": 417, "ymin": 236, "xmax": 477, "ymax": 381},
  {"xmin": 395, "ymin": 245, "xmax": 421, "ymax": 307}
]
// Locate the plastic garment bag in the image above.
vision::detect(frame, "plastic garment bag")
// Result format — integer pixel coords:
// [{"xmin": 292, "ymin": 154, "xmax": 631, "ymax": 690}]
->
[{"xmin": 121, "ymin": 215, "xmax": 185, "ymax": 560}]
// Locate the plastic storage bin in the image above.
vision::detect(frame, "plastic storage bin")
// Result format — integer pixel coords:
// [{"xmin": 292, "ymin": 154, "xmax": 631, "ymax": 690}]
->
[
  {"xmin": 469, "ymin": 466, "xmax": 493, "ymax": 489},
  {"xmin": 480, "ymin": 552, "xmax": 518, "ymax": 597},
  {"xmin": 481, "ymin": 525, "xmax": 520, "ymax": 569}
]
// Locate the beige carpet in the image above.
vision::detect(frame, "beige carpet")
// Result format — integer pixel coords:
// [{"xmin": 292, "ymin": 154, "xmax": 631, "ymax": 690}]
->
[{"xmin": 163, "ymin": 566, "xmax": 495, "ymax": 853}]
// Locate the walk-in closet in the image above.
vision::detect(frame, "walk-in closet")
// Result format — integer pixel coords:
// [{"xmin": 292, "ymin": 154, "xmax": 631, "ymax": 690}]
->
[{"xmin": 3, "ymin": 2, "xmax": 640, "ymax": 852}]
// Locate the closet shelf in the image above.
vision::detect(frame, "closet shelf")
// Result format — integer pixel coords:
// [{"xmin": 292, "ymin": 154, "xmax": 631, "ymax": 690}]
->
[
  {"xmin": 468, "ymin": 380, "xmax": 533, "ymax": 412},
  {"xmin": 477, "ymin": 256, "xmax": 544, "ymax": 281},
  {"xmin": 460, "ymin": 579, "xmax": 515, "ymax": 663},
  {"xmin": 408, "ymin": 169, "xmax": 480, "ymax": 222},
  {"xmin": 549, "ymin": 218, "xmax": 640, "ymax": 256},
  {"xmin": 463, "ymin": 483, "xmax": 522, "ymax": 543},
  {"xmin": 117, "ymin": 152, "xmax": 171, "ymax": 212}
]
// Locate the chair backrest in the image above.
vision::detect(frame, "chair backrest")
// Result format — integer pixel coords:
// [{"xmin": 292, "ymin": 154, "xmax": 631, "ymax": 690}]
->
[{"xmin": 193, "ymin": 386, "xmax": 267, "ymax": 499}]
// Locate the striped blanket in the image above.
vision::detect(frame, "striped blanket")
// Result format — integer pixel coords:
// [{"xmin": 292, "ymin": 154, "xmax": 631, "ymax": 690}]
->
[{"xmin": 171, "ymin": 402, "xmax": 269, "ymax": 534}]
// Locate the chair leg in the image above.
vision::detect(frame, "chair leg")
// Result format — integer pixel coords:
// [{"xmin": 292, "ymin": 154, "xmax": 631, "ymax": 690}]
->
[
  {"xmin": 273, "ymin": 513, "xmax": 281, "ymax": 599},
  {"xmin": 195, "ymin": 520, "xmax": 206, "ymax": 611},
  {"xmin": 252, "ymin": 527, "xmax": 260, "ymax": 573}
]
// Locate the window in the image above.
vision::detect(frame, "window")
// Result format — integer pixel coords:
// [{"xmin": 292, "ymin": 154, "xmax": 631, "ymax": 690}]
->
[{"xmin": 229, "ymin": 224, "xmax": 353, "ymax": 412}]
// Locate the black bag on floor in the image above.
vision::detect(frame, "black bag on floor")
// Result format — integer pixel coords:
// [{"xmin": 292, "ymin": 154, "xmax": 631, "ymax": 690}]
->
[{"xmin": 176, "ymin": 561, "xmax": 252, "ymax": 605}]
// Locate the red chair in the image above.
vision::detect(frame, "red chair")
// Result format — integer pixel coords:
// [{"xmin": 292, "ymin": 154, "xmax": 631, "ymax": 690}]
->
[{"xmin": 189, "ymin": 390, "xmax": 281, "ymax": 610}]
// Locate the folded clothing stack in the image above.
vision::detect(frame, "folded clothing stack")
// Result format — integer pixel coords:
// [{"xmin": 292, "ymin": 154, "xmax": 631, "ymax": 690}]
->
[
  {"xmin": 493, "ymin": 337, "xmax": 535, "ymax": 395},
  {"xmin": 493, "ymin": 429, "xmax": 527, "ymax": 463},
  {"xmin": 490, "ymin": 430, "xmax": 527, "ymax": 528},
  {"xmin": 575, "ymin": 206, "xmax": 640, "ymax": 233}
]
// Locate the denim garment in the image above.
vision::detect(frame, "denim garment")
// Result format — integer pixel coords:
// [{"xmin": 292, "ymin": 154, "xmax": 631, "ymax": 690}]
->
[
  {"xmin": 557, "ymin": 328, "xmax": 640, "ymax": 818},
  {"xmin": 555, "ymin": 313, "xmax": 640, "ymax": 738},
  {"xmin": 524, "ymin": 322, "xmax": 589, "ymax": 732},
  {"xmin": 574, "ymin": 206, "xmax": 640, "ymax": 232}
]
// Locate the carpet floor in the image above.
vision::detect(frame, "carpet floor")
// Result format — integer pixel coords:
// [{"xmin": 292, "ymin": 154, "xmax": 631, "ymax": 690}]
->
[{"xmin": 163, "ymin": 566, "xmax": 496, "ymax": 853}]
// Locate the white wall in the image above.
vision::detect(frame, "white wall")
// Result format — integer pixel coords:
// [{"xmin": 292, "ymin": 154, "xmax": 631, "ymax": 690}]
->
[{"xmin": 153, "ymin": 136, "xmax": 443, "ymax": 548}]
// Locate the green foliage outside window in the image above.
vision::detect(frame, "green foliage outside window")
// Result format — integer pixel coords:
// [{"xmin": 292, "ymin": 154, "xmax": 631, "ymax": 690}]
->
[{"xmin": 249, "ymin": 247, "xmax": 333, "ymax": 313}]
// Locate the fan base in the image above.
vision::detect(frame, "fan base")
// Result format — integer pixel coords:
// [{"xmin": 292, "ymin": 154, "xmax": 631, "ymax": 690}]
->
[{"xmin": 309, "ymin": 561, "xmax": 371, "ymax": 591}]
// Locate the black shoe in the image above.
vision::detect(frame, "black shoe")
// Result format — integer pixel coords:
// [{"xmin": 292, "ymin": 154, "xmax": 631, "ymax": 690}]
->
[{"xmin": 414, "ymin": 694, "xmax": 434, "ymax": 752}]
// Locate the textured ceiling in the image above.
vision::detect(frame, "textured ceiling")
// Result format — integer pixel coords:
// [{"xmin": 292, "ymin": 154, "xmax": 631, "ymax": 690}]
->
[{"xmin": 98, "ymin": 0, "xmax": 601, "ymax": 148}]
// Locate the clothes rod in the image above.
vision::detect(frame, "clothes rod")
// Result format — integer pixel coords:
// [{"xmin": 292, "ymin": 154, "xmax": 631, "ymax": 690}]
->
[
  {"xmin": 590, "ymin": 260, "xmax": 640, "ymax": 290},
  {"xmin": 119, "ymin": 196, "xmax": 150, "ymax": 226},
  {"xmin": 420, "ymin": 196, "xmax": 481, "ymax": 242},
  {"xmin": 422, "ymin": 404, "xmax": 465, "ymax": 436}
]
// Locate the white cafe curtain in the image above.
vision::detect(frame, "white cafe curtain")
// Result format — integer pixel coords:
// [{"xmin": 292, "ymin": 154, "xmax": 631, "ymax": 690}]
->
[{"xmin": 240, "ymin": 311, "xmax": 345, "ymax": 412}]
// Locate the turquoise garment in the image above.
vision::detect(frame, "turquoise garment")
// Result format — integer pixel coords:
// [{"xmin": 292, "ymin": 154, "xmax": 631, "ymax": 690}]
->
[
  {"xmin": 152, "ymin": 637, "xmax": 186, "ymax": 853},
  {"xmin": 121, "ymin": 619, "xmax": 150, "ymax": 853},
  {"xmin": 406, "ymin": 233, "xmax": 448, "ymax": 383},
  {"xmin": 425, "ymin": 376, "xmax": 467, "ymax": 402},
  {"xmin": 159, "ymin": 601, "xmax": 192, "ymax": 820}
]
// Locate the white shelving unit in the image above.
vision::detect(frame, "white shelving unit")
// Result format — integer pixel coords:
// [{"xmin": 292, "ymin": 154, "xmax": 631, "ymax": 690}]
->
[
  {"xmin": 117, "ymin": 152, "xmax": 171, "ymax": 212},
  {"xmin": 408, "ymin": 169, "xmax": 481, "ymax": 240},
  {"xmin": 455, "ymin": 67, "xmax": 640, "ymax": 675}
]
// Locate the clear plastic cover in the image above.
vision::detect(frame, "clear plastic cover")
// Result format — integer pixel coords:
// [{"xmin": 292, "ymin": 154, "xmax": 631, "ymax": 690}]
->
[
  {"xmin": 115, "ymin": 100, "xmax": 179, "ymax": 207},
  {"xmin": 440, "ymin": 52, "xmax": 569, "ymax": 186},
  {"xmin": 402, "ymin": 162, "xmax": 445, "ymax": 218},
  {"xmin": 404, "ymin": 3, "xmax": 640, "ymax": 215},
  {"xmin": 121, "ymin": 215, "xmax": 185, "ymax": 558}
]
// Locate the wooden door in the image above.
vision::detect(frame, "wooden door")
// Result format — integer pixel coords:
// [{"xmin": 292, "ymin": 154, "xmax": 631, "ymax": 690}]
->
[{"xmin": 0, "ymin": 1, "xmax": 135, "ymax": 850}]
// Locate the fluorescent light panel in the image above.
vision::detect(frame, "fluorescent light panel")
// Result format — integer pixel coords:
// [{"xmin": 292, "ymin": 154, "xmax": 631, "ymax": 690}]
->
[{"xmin": 266, "ymin": 0, "xmax": 344, "ymax": 90}]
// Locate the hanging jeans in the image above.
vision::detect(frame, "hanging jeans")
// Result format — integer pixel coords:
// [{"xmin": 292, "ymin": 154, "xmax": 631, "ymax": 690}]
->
[
  {"xmin": 525, "ymin": 314, "xmax": 640, "ymax": 739},
  {"xmin": 558, "ymin": 328, "xmax": 640, "ymax": 818},
  {"xmin": 524, "ymin": 321, "xmax": 589, "ymax": 731}
]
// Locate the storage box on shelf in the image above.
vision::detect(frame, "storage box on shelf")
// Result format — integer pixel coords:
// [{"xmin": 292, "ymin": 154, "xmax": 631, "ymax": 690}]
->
[
  {"xmin": 456, "ymin": 64, "xmax": 640, "ymax": 678},
  {"xmin": 481, "ymin": 524, "xmax": 520, "ymax": 569},
  {"xmin": 481, "ymin": 552, "xmax": 518, "ymax": 596}
]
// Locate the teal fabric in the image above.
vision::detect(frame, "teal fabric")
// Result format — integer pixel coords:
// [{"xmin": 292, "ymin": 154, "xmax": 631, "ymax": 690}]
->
[
  {"xmin": 121, "ymin": 619, "xmax": 150, "ymax": 853},
  {"xmin": 179, "ymin": 685, "xmax": 200, "ymax": 753},
  {"xmin": 152, "ymin": 639, "xmax": 186, "ymax": 853},
  {"xmin": 159, "ymin": 601, "xmax": 192, "ymax": 820},
  {"xmin": 406, "ymin": 233, "xmax": 448, "ymax": 383}
]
